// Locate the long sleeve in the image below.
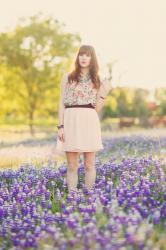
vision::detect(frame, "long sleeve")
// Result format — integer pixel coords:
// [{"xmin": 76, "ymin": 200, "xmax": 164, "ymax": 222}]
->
[
  {"xmin": 57, "ymin": 73, "xmax": 68, "ymax": 125},
  {"xmin": 95, "ymin": 77, "xmax": 112, "ymax": 113}
]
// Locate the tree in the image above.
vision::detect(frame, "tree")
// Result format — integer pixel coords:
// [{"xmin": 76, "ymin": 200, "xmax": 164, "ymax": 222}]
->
[
  {"xmin": 116, "ymin": 88, "xmax": 130, "ymax": 117},
  {"xmin": 155, "ymin": 88, "xmax": 166, "ymax": 116},
  {"xmin": 132, "ymin": 88, "xmax": 150, "ymax": 127},
  {"xmin": 0, "ymin": 13, "xmax": 81, "ymax": 134}
]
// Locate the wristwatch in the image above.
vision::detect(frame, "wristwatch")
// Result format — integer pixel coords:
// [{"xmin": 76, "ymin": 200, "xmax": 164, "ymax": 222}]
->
[{"xmin": 57, "ymin": 124, "xmax": 64, "ymax": 129}]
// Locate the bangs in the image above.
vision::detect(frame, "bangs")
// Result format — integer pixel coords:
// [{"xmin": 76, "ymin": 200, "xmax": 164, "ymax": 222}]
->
[{"xmin": 78, "ymin": 46, "xmax": 91, "ymax": 56}]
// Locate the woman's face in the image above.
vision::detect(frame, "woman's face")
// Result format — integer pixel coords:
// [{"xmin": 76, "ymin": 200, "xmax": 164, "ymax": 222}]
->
[{"xmin": 78, "ymin": 52, "xmax": 91, "ymax": 68}]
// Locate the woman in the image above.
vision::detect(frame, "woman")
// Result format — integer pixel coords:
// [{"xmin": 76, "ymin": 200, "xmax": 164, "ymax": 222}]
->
[{"xmin": 56, "ymin": 44, "xmax": 112, "ymax": 193}]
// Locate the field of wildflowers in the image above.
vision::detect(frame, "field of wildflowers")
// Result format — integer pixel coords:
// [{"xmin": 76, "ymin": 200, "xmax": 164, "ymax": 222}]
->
[{"xmin": 0, "ymin": 131, "xmax": 166, "ymax": 250}]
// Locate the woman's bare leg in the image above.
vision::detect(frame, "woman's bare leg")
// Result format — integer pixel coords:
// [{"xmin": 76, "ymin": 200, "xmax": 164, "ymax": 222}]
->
[
  {"xmin": 65, "ymin": 151, "xmax": 80, "ymax": 192},
  {"xmin": 83, "ymin": 152, "xmax": 96, "ymax": 189}
]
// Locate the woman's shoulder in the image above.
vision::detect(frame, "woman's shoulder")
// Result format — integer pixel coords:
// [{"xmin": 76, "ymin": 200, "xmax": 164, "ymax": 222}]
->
[
  {"xmin": 61, "ymin": 72, "xmax": 69, "ymax": 82},
  {"xmin": 60, "ymin": 72, "xmax": 71, "ymax": 89}
]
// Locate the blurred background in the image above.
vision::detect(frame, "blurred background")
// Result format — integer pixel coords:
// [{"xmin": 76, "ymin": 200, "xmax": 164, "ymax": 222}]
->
[{"xmin": 0, "ymin": 0, "xmax": 165, "ymax": 169}]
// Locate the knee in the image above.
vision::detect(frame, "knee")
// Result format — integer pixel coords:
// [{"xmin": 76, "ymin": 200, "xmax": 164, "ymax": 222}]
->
[
  {"xmin": 84, "ymin": 161, "xmax": 96, "ymax": 171},
  {"xmin": 67, "ymin": 160, "xmax": 78, "ymax": 172}
]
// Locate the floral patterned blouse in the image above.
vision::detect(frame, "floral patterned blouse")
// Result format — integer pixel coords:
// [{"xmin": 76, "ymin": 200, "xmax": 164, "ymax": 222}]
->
[
  {"xmin": 63, "ymin": 76, "xmax": 98, "ymax": 107},
  {"xmin": 59, "ymin": 73, "xmax": 112, "ymax": 108}
]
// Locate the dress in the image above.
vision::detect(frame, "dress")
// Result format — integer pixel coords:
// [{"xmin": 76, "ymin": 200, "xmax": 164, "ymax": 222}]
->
[{"xmin": 56, "ymin": 73, "xmax": 110, "ymax": 152}]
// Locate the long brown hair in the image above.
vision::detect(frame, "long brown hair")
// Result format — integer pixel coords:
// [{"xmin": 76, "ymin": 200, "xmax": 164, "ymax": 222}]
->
[{"xmin": 68, "ymin": 45, "xmax": 101, "ymax": 89}]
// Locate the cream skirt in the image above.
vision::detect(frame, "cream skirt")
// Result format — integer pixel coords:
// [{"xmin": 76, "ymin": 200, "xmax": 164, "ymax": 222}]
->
[{"xmin": 56, "ymin": 107, "xmax": 104, "ymax": 152}]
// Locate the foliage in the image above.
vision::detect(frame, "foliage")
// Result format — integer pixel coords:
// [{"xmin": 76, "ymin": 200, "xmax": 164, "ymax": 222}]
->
[{"xmin": 0, "ymin": 13, "xmax": 81, "ymax": 134}]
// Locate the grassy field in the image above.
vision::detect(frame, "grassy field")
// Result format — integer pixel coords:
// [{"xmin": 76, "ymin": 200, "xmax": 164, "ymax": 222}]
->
[
  {"xmin": 0, "ymin": 124, "xmax": 166, "ymax": 169},
  {"xmin": 0, "ymin": 125, "xmax": 165, "ymax": 170}
]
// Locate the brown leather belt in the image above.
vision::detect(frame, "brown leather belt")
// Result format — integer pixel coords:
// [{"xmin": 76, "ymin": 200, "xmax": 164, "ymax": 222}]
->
[{"xmin": 65, "ymin": 103, "xmax": 95, "ymax": 109}]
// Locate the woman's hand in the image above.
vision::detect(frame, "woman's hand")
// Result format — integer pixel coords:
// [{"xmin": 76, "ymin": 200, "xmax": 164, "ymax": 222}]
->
[{"xmin": 57, "ymin": 128, "xmax": 65, "ymax": 142}]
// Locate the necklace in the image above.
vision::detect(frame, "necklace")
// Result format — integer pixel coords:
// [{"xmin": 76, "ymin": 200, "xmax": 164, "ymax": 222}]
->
[{"xmin": 79, "ymin": 73, "xmax": 91, "ymax": 83}]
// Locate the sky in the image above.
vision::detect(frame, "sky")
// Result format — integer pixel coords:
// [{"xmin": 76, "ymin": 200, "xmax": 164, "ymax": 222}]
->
[{"xmin": 0, "ymin": 0, "xmax": 166, "ymax": 90}]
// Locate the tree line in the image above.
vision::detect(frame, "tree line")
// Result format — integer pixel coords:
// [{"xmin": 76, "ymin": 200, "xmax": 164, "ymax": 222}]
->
[{"xmin": 0, "ymin": 14, "xmax": 165, "ymax": 134}]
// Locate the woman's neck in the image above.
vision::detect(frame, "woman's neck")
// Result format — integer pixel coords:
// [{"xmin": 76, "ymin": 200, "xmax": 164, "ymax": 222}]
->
[
  {"xmin": 79, "ymin": 68, "xmax": 91, "ymax": 83},
  {"xmin": 80, "ymin": 68, "xmax": 90, "ymax": 77}
]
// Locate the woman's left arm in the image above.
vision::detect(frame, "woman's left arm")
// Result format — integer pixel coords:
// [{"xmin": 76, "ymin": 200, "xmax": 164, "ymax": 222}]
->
[{"xmin": 95, "ymin": 77, "xmax": 112, "ymax": 113}]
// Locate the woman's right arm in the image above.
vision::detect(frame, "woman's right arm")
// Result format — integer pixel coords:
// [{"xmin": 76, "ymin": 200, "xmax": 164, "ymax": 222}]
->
[{"xmin": 57, "ymin": 73, "xmax": 68, "ymax": 127}]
